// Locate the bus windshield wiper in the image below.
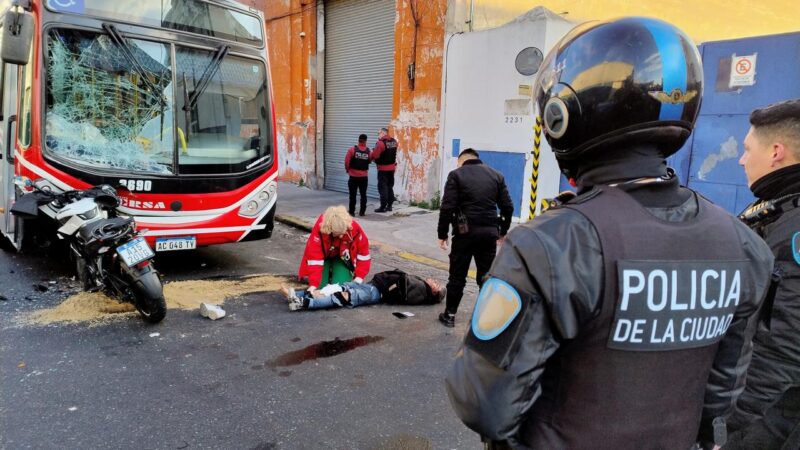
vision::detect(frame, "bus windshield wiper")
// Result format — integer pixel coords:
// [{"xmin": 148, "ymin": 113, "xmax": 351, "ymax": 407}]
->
[
  {"xmin": 183, "ymin": 44, "xmax": 229, "ymax": 112},
  {"xmin": 101, "ymin": 23, "xmax": 166, "ymax": 106}
]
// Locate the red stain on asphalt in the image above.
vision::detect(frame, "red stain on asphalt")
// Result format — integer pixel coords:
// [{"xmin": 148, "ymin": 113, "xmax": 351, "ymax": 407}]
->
[{"xmin": 266, "ymin": 336, "xmax": 384, "ymax": 368}]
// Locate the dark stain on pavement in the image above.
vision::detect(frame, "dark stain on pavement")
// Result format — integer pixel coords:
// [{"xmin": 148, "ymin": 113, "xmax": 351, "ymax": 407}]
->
[
  {"xmin": 278, "ymin": 371, "xmax": 292, "ymax": 377},
  {"xmin": 250, "ymin": 442, "xmax": 277, "ymax": 450},
  {"xmin": 266, "ymin": 336, "xmax": 384, "ymax": 368},
  {"xmin": 372, "ymin": 434, "xmax": 433, "ymax": 450},
  {"xmin": 290, "ymin": 337, "xmax": 301, "ymax": 342}
]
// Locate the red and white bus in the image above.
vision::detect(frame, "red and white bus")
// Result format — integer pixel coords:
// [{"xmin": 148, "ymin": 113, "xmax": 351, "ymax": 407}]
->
[{"xmin": 0, "ymin": 0, "xmax": 277, "ymax": 252}]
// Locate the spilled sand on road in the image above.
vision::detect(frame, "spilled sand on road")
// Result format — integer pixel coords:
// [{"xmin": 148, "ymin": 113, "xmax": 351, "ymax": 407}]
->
[{"xmin": 17, "ymin": 274, "xmax": 292, "ymax": 326}]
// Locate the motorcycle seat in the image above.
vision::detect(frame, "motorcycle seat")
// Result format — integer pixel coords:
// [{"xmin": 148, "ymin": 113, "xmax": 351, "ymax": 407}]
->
[{"xmin": 79, "ymin": 217, "xmax": 134, "ymax": 242}]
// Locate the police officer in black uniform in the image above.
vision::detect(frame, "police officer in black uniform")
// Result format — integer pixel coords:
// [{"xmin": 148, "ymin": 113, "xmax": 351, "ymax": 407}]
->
[
  {"xmin": 344, "ymin": 134, "xmax": 371, "ymax": 216},
  {"xmin": 437, "ymin": 148, "xmax": 514, "ymax": 328},
  {"xmin": 727, "ymin": 99, "xmax": 800, "ymax": 450},
  {"xmin": 373, "ymin": 127, "xmax": 399, "ymax": 212},
  {"xmin": 445, "ymin": 18, "xmax": 775, "ymax": 450}
]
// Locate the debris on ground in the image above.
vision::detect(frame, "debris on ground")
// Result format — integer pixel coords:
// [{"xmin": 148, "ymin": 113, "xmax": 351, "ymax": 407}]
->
[
  {"xmin": 18, "ymin": 292, "xmax": 135, "ymax": 326},
  {"xmin": 149, "ymin": 332, "xmax": 160, "ymax": 338},
  {"xmin": 16, "ymin": 274, "xmax": 291, "ymax": 326},
  {"xmin": 33, "ymin": 284, "xmax": 49, "ymax": 292},
  {"xmin": 200, "ymin": 303, "xmax": 226, "ymax": 320},
  {"xmin": 0, "ymin": 294, "xmax": 8, "ymax": 301}
]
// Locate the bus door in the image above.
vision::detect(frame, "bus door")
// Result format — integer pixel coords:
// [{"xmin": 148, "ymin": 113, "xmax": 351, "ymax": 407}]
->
[{"xmin": 0, "ymin": 62, "xmax": 19, "ymax": 240}]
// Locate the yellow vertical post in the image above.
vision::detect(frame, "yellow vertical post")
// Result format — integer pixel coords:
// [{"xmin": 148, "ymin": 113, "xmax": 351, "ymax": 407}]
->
[{"xmin": 529, "ymin": 114, "xmax": 542, "ymax": 220}]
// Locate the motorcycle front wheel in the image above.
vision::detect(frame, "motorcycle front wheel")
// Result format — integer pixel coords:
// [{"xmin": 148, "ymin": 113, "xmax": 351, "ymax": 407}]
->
[{"xmin": 129, "ymin": 264, "xmax": 167, "ymax": 324}]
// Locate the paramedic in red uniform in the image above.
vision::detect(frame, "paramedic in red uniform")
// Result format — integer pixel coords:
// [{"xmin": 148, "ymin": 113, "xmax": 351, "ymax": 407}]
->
[{"xmin": 298, "ymin": 205, "xmax": 371, "ymax": 293}]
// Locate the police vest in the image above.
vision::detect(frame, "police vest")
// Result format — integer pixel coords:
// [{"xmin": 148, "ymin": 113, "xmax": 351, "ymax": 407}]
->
[
  {"xmin": 375, "ymin": 138, "xmax": 398, "ymax": 165},
  {"xmin": 522, "ymin": 186, "xmax": 760, "ymax": 449},
  {"xmin": 350, "ymin": 146, "xmax": 370, "ymax": 171}
]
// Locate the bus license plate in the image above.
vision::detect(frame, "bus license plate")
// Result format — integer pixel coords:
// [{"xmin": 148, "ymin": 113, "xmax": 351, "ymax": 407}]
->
[
  {"xmin": 155, "ymin": 237, "xmax": 197, "ymax": 252},
  {"xmin": 117, "ymin": 237, "xmax": 155, "ymax": 266}
]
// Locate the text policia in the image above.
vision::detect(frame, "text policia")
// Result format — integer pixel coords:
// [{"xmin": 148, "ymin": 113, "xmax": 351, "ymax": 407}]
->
[{"xmin": 609, "ymin": 261, "xmax": 752, "ymax": 351}]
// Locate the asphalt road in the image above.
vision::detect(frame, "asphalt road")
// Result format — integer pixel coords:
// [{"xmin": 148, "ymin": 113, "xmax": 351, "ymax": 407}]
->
[{"xmin": 0, "ymin": 223, "xmax": 482, "ymax": 450}]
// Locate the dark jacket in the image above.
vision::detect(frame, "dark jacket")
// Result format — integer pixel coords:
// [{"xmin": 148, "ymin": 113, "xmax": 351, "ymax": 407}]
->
[
  {"xmin": 728, "ymin": 164, "xmax": 800, "ymax": 436},
  {"xmin": 344, "ymin": 144, "xmax": 370, "ymax": 177},
  {"xmin": 370, "ymin": 270, "xmax": 442, "ymax": 305},
  {"xmin": 372, "ymin": 136, "xmax": 398, "ymax": 171},
  {"xmin": 437, "ymin": 159, "xmax": 514, "ymax": 240},
  {"xmin": 445, "ymin": 165, "xmax": 774, "ymax": 448}
]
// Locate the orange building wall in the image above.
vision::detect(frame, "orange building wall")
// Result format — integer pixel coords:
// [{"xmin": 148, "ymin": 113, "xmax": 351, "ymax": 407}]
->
[
  {"xmin": 252, "ymin": 0, "xmax": 447, "ymax": 201},
  {"xmin": 391, "ymin": 0, "xmax": 447, "ymax": 202},
  {"xmin": 251, "ymin": 0, "xmax": 318, "ymax": 185}
]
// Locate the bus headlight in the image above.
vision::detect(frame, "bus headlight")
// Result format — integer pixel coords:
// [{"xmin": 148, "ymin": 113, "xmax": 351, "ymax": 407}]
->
[{"xmin": 238, "ymin": 182, "xmax": 276, "ymax": 217}]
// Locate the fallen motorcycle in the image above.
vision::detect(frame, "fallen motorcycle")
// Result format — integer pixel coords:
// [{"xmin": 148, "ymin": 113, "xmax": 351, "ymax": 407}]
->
[{"xmin": 11, "ymin": 180, "xmax": 166, "ymax": 323}]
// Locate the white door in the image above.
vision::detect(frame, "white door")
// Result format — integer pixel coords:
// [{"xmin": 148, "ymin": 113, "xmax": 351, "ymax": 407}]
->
[{"xmin": 0, "ymin": 62, "xmax": 19, "ymax": 241}]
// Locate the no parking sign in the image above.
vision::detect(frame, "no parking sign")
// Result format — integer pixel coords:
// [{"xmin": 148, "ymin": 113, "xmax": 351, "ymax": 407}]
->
[{"xmin": 729, "ymin": 54, "xmax": 757, "ymax": 88}]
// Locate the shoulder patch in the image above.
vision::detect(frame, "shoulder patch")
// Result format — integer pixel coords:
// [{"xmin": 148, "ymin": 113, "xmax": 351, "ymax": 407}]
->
[
  {"xmin": 471, "ymin": 278, "xmax": 522, "ymax": 340},
  {"xmin": 792, "ymin": 232, "xmax": 800, "ymax": 266}
]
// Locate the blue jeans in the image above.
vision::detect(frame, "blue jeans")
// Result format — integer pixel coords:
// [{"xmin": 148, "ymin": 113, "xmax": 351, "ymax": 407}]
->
[{"xmin": 303, "ymin": 282, "xmax": 381, "ymax": 310}]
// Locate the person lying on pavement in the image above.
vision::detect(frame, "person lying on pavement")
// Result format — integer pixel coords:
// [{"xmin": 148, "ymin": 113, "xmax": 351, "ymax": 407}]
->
[{"xmin": 281, "ymin": 269, "xmax": 445, "ymax": 311}]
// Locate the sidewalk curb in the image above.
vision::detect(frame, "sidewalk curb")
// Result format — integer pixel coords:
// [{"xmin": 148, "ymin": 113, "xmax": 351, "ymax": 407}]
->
[
  {"xmin": 275, "ymin": 214, "xmax": 313, "ymax": 232},
  {"xmin": 274, "ymin": 213, "xmax": 477, "ymax": 279}
]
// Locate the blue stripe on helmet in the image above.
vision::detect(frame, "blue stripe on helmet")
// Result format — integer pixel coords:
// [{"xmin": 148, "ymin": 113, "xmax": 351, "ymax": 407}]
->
[{"xmin": 640, "ymin": 18, "xmax": 687, "ymax": 121}]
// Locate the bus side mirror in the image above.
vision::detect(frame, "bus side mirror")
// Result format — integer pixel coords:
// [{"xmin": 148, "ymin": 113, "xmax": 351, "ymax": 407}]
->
[{"xmin": 1, "ymin": 9, "xmax": 33, "ymax": 66}]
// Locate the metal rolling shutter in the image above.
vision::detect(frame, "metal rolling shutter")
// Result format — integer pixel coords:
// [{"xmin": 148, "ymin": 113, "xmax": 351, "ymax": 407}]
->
[{"xmin": 324, "ymin": 0, "xmax": 396, "ymax": 196}]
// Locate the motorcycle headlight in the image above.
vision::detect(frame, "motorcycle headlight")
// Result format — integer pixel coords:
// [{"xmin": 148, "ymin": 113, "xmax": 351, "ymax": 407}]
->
[{"xmin": 79, "ymin": 208, "xmax": 99, "ymax": 220}]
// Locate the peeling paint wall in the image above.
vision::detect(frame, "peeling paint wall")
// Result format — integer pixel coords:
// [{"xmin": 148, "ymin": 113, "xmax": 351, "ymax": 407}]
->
[
  {"xmin": 251, "ymin": 0, "xmax": 318, "ymax": 185},
  {"xmin": 252, "ymin": 0, "xmax": 447, "ymax": 200},
  {"xmin": 391, "ymin": 0, "xmax": 448, "ymax": 202}
]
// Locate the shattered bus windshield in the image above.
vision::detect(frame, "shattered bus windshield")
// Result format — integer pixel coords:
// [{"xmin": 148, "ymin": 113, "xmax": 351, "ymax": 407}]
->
[
  {"xmin": 46, "ymin": 29, "xmax": 175, "ymax": 174},
  {"xmin": 45, "ymin": 0, "xmax": 263, "ymax": 47},
  {"xmin": 45, "ymin": 28, "xmax": 272, "ymax": 176}
]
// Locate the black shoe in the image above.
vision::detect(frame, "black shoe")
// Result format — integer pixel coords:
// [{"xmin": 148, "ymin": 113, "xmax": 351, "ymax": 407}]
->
[
  {"xmin": 438, "ymin": 312, "xmax": 455, "ymax": 328},
  {"xmin": 386, "ymin": 205, "xmax": 393, "ymax": 212},
  {"xmin": 375, "ymin": 207, "xmax": 387, "ymax": 213},
  {"xmin": 359, "ymin": 211, "xmax": 366, "ymax": 217},
  {"xmin": 349, "ymin": 211, "xmax": 355, "ymax": 217}
]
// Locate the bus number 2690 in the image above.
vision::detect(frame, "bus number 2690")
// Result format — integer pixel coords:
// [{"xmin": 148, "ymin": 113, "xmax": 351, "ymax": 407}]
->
[{"xmin": 119, "ymin": 180, "xmax": 153, "ymax": 192}]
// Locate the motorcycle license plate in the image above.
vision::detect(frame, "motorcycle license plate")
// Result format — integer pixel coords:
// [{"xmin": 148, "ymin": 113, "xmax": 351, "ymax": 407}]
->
[
  {"xmin": 155, "ymin": 236, "xmax": 197, "ymax": 252},
  {"xmin": 117, "ymin": 237, "xmax": 155, "ymax": 266}
]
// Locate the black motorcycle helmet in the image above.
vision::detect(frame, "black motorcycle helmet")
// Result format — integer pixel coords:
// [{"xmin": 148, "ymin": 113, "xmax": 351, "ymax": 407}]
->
[
  {"xmin": 90, "ymin": 184, "xmax": 120, "ymax": 210},
  {"xmin": 534, "ymin": 17, "xmax": 703, "ymax": 178}
]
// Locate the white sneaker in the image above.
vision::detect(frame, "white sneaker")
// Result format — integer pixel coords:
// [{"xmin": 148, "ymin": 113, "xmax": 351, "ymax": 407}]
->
[
  {"xmin": 285, "ymin": 287, "xmax": 296, "ymax": 302},
  {"xmin": 288, "ymin": 296, "xmax": 306, "ymax": 311}
]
